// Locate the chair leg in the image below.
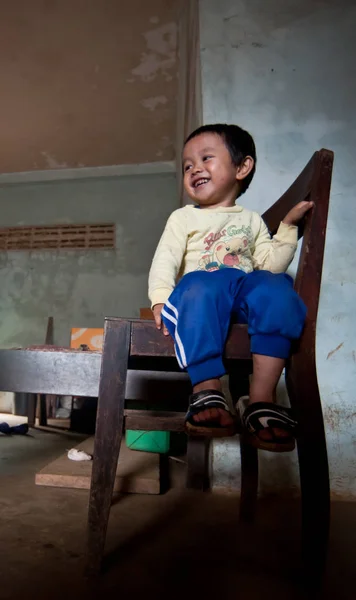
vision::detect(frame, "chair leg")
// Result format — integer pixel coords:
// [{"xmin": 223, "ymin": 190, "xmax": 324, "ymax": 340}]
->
[
  {"xmin": 27, "ymin": 393, "xmax": 37, "ymax": 427},
  {"xmin": 39, "ymin": 394, "xmax": 48, "ymax": 427},
  {"xmin": 286, "ymin": 363, "xmax": 330, "ymax": 583},
  {"xmin": 228, "ymin": 368, "xmax": 258, "ymax": 522},
  {"xmin": 239, "ymin": 439, "xmax": 259, "ymax": 522},
  {"xmin": 86, "ymin": 319, "xmax": 131, "ymax": 576},
  {"xmin": 186, "ymin": 437, "xmax": 210, "ymax": 490}
]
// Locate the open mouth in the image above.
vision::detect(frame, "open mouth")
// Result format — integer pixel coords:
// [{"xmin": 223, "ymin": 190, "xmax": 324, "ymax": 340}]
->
[
  {"xmin": 224, "ymin": 253, "xmax": 240, "ymax": 266},
  {"xmin": 193, "ymin": 178, "xmax": 210, "ymax": 189}
]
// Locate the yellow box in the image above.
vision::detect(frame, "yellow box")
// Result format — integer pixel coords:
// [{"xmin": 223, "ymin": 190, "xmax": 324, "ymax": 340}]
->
[{"xmin": 70, "ymin": 328, "xmax": 104, "ymax": 351}]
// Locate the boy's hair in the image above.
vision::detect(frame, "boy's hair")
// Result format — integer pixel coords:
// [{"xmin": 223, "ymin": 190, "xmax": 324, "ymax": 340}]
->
[{"xmin": 184, "ymin": 123, "xmax": 256, "ymax": 195}]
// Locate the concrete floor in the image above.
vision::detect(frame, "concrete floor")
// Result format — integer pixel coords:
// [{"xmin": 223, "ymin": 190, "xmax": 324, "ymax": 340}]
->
[{"xmin": 0, "ymin": 415, "xmax": 355, "ymax": 600}]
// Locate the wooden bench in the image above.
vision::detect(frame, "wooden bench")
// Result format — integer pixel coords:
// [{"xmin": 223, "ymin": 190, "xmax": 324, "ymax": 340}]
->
[{"xmin": 0, "ymin": 149, "xmax": 333, "ymax": 580}]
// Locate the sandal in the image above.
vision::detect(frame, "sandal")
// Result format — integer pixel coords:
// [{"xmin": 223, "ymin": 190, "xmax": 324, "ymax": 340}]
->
[
  {"xmin": 237, "ymin": 396, "xmax": 297, "ymax": 452},
  {"xmin": 185, "ymin": 389, "xmax": 236, "ymax": 438}
]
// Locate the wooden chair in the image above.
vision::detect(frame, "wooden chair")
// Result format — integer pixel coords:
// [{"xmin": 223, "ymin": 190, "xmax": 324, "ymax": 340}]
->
[
  {"xmin": 87, "ymin": 149, "xmax": 333, "ymax": 576},
  {"xmin": 0, "ymin": 149, "xmax": 333, "ymax": 580}
]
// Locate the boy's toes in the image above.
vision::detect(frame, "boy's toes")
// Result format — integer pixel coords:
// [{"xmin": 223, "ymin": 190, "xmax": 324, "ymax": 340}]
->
[
  {"xmin": 193, "ymin": 407, "xmax": 234, "ymax": 426},
  {"xmin": 193, "ymin": 407, "xmax": 218, "ymax": 422},
  {"xmin": 257, "ymin": 427, "xmax": 292, "ymax": 442},
  {"xmin": 218, "ymin": 408, "xmax": 234, "ymax": 426},
  {"xmin": 257, "ymin": 429, "xmax": 274, "ymax": 442},
  {"xmin": 272, "ymin": 427, "xmax": 291, "ymax": 439}
]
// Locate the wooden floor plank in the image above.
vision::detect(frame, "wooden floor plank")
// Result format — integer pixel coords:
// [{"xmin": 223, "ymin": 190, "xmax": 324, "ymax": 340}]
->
[{"xmin": 35, "ymin": 437, "xmax": 161, "ymax": 494}]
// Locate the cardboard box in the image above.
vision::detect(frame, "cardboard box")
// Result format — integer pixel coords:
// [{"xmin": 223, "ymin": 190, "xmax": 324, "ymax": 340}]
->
[{"xmin": 70, "ymin": 328, "xmax": 104, "ymax": 351}]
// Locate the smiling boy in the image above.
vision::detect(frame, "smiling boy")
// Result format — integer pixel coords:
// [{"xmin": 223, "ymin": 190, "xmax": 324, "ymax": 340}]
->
[{"xmin": 148, "ymin": 124, "xmax": 312, "ymax": 451}]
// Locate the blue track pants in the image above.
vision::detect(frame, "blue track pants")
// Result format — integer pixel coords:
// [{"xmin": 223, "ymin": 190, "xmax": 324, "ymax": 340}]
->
[{"xmin": 161, "ymin": 269, "xmax": 306, "ymax": 386}]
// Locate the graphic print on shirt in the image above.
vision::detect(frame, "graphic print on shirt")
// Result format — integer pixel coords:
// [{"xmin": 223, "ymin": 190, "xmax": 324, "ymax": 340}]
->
[{"xmin": 198, "ymin": 224, "xmax": 253, "ymax": 272}]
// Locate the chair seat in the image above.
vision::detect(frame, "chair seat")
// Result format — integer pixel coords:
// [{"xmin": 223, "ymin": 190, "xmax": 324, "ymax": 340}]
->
[
  {"xmin": 0, "ymin": 320, "xmax": 251, "ymax": 397},
  {"xmin": 6, "ymin": 319, "xmax": 251, "ymax": 362},
  {"xmin": 130, "ymin": 319, "xmax": 252, "ymax": 360}
]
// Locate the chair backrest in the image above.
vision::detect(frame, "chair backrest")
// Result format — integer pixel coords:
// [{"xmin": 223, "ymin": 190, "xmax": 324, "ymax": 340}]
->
[{"xmin": 262, "ymin": 149, "xmax": 333, "ymax": 329}]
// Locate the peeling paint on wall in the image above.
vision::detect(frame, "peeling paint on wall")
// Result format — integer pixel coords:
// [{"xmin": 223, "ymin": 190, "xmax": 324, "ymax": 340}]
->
[
  {"xmin": 40, "ymin": 152, "xmax": 69, "ymax": 170},
  {"xmin": 131, "ymin": 22, "xmax": 177, "ymax": 83},
  {"xmin": 0, "ymin": 1, "xmax": 179, "ymax": 172},
  {"xmin": 156, "ymin": 134, "xmax": 174, "ymax": 158},
  {"xmin": 141, "ymin": 95, "xmax": 168, "ymax": 111}
]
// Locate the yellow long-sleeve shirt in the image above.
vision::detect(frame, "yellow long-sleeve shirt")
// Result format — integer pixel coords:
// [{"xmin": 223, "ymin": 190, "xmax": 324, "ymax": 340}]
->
[{"xmin": 148, "ymin": 204, "xmax": 298, "ymax": 307}]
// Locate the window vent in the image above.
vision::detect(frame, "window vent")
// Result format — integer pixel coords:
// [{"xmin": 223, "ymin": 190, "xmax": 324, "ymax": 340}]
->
[{"xmin": 0, "ymin": 223, "xmax": 115, "ymax": 251}]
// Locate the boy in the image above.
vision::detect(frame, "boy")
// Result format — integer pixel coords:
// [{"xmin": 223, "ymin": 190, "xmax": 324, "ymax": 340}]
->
[{"xmin": 148, "ymin": 124, "xmax": 312, "ymax": 452}]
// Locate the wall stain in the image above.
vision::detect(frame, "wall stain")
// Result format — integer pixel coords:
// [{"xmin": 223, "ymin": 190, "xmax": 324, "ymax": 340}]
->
[
  {"xmin": 324, "ymin": 405, "xmax": 356, "ymax": 432},
  {"xmin": 223, "ymin": 15, "xmax": 238, "ymax": 22},
  {"xmin": 327, "ymin": 342, "xmax": 344, "ymax": 360}
]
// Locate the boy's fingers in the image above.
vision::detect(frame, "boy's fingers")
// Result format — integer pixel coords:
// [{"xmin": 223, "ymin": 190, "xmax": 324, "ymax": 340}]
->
[
  {"xmin": 152, "ymin": 304, "xmax": 168, "ymax": 335},
  {"xmin": 154, "ymin": 313, "xmax": 162, "ymax": 329},
  {"xmin": 302, "ymin": 201, "xmax": 314, "ymax": 214}
]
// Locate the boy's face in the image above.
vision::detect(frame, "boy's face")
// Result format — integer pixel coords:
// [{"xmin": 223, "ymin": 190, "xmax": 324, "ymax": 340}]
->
[{"xmin": 182, "ymin": 132, "xmax": 244, "ymax": 208}]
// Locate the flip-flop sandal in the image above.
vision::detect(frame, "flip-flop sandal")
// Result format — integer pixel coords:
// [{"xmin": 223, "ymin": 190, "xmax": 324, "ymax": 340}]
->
[
  {"xmin": 237, "ymin": 396, "xmax": 297, "ymax": 452},
  {"xmin": 185, "ymin": 389, "xmax": 236, "ymax": 438}
]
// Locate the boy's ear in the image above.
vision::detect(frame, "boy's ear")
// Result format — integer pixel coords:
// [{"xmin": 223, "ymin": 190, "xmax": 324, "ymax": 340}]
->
[{"xmin": 235, "ymin": 156, "xmax": 254, "ymax": 181}]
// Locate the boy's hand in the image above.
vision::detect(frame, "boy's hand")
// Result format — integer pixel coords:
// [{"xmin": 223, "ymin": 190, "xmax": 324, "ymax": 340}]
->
[
  {"xmin": 152, "ymin": 304, "xmax": 169, "ymax": 336},
  {"xmin": 283, "ymin": 201, "xmax": 314, "ymax": 226}
]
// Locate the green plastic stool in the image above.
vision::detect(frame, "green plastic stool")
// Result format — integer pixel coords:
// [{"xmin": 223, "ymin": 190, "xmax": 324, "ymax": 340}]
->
[{"xmin": 125, "ymin": 429, "xmax": 170, "ymax": 454}]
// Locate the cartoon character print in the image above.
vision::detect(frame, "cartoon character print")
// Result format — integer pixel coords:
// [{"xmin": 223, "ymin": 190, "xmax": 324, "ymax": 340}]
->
[
  {"xmin": 199, "ymin": 235, "xmax": 250, "ymax": 272},
  {"xmin": 215, "ymin": 236, "xmax": 249, "ymax": 267}
]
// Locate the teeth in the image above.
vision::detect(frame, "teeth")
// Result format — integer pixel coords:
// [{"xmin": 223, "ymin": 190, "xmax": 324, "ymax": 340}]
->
[{"xmin": 194, "ymin": 178, "xmax": 209, "ymax": 188}]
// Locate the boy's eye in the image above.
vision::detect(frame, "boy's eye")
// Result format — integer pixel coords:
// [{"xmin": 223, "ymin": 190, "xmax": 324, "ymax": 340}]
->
[
  {"xmin": 203, "ymin": 155, "xmax": 212, "ymax": 161},
  {"xmin": 184, "ymin": 164, "xmax": 192, "ymax": 172}
]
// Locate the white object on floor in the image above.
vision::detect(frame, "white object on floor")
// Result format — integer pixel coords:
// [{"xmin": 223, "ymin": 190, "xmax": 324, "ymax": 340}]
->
[{"xmin": 67, "ymin": 448, "xmax": 93, "ymax": 461}]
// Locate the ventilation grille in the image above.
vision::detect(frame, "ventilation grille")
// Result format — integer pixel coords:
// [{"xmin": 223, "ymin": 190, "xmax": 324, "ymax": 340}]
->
[{"xmin": 0, "ymin": 224, "xmax": 115, "ymax": 251}]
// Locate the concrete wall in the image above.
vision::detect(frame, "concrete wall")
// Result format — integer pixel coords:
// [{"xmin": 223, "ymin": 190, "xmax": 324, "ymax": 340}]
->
[
  {"xmin": 0, "ymin": 0, "xmax": 178, "ymax": 172},
  {"xmin": 200, "ymin": 0, "xmax": 356, "ymax": 498},
  {"xmin": 0, "ymin": 172, "xmax": 177, "ymax": 349}
]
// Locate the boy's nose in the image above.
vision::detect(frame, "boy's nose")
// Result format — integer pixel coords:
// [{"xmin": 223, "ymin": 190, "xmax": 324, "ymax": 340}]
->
[{"xmin": 192, "ymin": 163, "xmax": 203, "ymax": 175}]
